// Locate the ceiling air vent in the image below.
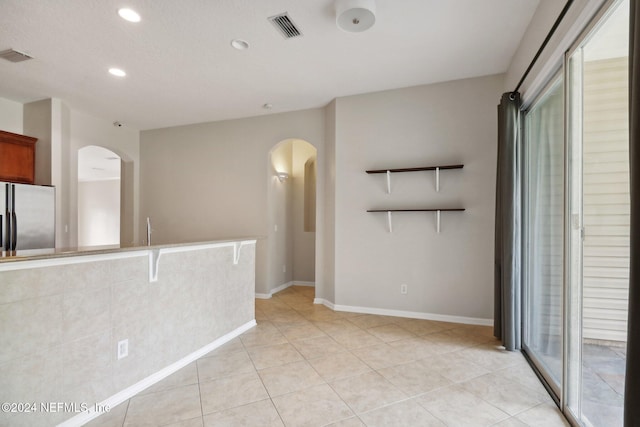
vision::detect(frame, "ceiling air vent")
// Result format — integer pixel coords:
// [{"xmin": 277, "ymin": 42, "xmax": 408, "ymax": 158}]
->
[
  {"xmin": 268, "ymin": 13, "xmax": 302, "ymax": 39},
  {"xmin": 0, "ymin": 48, "xmax": 33, "ymax": 63}
]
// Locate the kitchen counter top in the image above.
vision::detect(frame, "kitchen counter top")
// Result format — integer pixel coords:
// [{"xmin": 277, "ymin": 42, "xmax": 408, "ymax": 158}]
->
[{"xmin": 0, "ymin": 237, "xmax": 259, "ymax": 264}]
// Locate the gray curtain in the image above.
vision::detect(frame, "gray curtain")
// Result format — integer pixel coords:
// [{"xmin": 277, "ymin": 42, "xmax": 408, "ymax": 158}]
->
[
  {"xmin": 625, "ymin": 1, "xmax": 640, "ymax": 425},
  {"xmin": 495, "ymin": 92, "xmax": 522, "ymax": 351}
]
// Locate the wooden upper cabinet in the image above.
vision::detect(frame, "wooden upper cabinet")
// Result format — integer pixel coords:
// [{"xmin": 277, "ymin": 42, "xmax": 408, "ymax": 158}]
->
[{"xmin": 0, "ymin": 130, "xmax": 37, "ymax": 184}]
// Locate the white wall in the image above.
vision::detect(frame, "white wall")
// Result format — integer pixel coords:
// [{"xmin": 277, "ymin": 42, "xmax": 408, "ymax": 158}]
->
[
  {"xmin": 23, "ymin": 99, "xmax": 52, "ymax": 186},
  {"xmin": 318, "ymin": 100, "xmax": 337, "ymax": 303},
  {"xmin": 23, "ymin": 99, "xmax": 72, "ymax": 247},
  {"xmin": 0, "ymin": 97, "xmax": 23, "ymax": 134},
  {"xmin": 139, "ymin": 109, "xmax": 325, "ymax": 295},
  {"xmin": 24, "ymin": 100, "xmax": 140, "ymax": 248},
  {"xmin": 333, "ymin": 74, "xmax": 503, "ymax": 321},
  {"xmin": 264, "ymin": 138, "xmax": 316, "ymax": 289},
  {"xmin": 78, "ymin": 180, "xmax": 121, "ymax": 246},
  {"xmin": 53, "ymin": 100, "xmax": 71, "ymax": 248},
  {"xmin": 69, "ymin": 109, "xmax": 140, "ymax": 246},
  {"xmin": 139, "ymin": 75, "xmax": 502, "ymax": 319},
  {"xmin": 292, "ymin": 141, "xmax": 316, "ymax": 282},
  {"xmin": 268, "ymin": 141, "xmax": 293, "ymax": 289}
]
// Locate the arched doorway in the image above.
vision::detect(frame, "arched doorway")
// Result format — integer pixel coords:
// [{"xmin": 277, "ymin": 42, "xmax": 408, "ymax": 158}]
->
[
  {"xmin": 267, "ymin": 139, "xmax": 317, "ymax": 295},
  {"xmin": 77, "ymin": 146, "xmax": 121, "ymax": 246}
]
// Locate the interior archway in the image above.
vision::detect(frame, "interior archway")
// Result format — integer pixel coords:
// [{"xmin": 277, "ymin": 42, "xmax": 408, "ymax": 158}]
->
[
  {"xmin": 267, "ymin": 138, "xmax": 318, "ymax": 296},
  {"xmin": 77, "ymin": 145, "xmax": 121, "ymax": 246}
]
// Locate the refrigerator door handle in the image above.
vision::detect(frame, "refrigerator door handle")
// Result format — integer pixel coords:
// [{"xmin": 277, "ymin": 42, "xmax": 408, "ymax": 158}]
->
[
  {"xmin": 4, "ymin": 208, "xmax": 9, "ymax": 251},
  {"xmin": 3, "ymin": 211, "xmax": 8, "ymax": 251},
  {"xmin": 10, "ymin": 183, "xmax": 16, "ymax": 251},
  {"xmin": 11, "ymin": 211, "xmax": 17, "ymax": 251},
  {"xmin": 3, "ymin": 183, "xmax": 8, "ymax": 251}
]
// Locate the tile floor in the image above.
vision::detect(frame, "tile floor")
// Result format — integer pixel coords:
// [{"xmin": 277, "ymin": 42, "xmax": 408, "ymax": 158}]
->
[
  {"xmin": 517, "ymin": 337, "xmax": 626, "ymax": 426},
  {"xmin": 581, "ymin": 342, "xmax": 626, "ymax": 427},
  {"xmin": 86, "ymin": 286, "xmax": 570, "ymax": 427}
]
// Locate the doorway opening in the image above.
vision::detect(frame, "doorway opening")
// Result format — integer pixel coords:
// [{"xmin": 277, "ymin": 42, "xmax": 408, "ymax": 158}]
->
[
  {"xmin": 267, "ymin": 139, "xmax": 317, "ymax": 297},
  {"xmin": 77, "ymin": 145, "xmax": 121, "ymax": 247}
]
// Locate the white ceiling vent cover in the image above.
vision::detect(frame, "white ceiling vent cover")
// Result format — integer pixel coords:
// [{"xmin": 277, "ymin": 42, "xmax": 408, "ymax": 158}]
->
[
  {"xmin": 269, "ymin": 13, "xmax": 302, "ymax": 39},
  {"xmin": 0, "ymin": 48, "xmax": 33, "ymax": 63}
]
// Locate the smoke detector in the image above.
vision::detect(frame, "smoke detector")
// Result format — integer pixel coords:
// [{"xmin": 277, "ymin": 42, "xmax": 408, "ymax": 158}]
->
[
  {"xmin": 0, "ymin": 48, "xmax": 33, "ymax": 63},
  {"xmin": 335, "ymin": 0, "xmax": 376, "ymax": 32}
]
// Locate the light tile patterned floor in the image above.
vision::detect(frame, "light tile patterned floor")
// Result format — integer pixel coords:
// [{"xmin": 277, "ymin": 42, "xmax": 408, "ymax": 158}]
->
[
  {"xmin": 582, "ymin": 342, "xmax": 625, "ymax": 426},
  {"xmin": 86, "ymin": 286, "xmax": 570, "ymax": 427}
]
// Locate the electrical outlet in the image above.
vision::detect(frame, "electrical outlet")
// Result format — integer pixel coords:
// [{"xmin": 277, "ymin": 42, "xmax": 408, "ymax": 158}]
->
[
  {"xmin": 400, "ymin": 284, "xmax": 408, "ymax": 295},
  {"xmin": 117, "ymin": 339, "xmax": 129, "ymax": 360},
  {"xmin": 283, "ymin": 264, "xmax": 286, "ymax": 273},
  {"xmin": 274, "ymin": 224, "xmax": 278, "ymax": 232}
]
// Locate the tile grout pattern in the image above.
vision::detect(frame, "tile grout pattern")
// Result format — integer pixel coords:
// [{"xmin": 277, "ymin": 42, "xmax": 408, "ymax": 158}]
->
[
  {"xmin": 581, "ymin": 342, "xmax": 625, "ymax": 426},
  {"xmin": 86, "ymin": 286, "xmax": 570, "ymax": 427}
]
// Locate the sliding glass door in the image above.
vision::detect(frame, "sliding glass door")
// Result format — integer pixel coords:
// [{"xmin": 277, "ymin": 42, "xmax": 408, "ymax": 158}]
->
[
  {"xmin": 565, "ymin": 1, "xmax": 629, "ymax": 424},
  {"xmin": 522, "ymin": 1, "xmax": 630, "ymax": 426},
  {"xmin": 523, "ymin": 76, "xmax": 565, "ymax": 398}
]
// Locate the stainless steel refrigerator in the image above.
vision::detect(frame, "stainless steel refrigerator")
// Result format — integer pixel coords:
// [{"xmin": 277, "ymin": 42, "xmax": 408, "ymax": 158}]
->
[{"xmin": 1, "ymin": 182, "xmax": 55, "ymax": 251}]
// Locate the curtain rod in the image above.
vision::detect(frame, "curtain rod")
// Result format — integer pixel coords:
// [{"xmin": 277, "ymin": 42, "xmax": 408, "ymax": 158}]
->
[{"xmin": 513, "ymin": 0, "xmax": 574, "ymax": 94}]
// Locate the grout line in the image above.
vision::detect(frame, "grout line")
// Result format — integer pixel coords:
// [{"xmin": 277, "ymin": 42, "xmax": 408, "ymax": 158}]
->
[
  {"xmin": 256, "ymin": 288, "xmax": 352, "ymax": 424},
  {"xmin": 195, "ymin": 357, "xmax": 205, "ymax": 423},
  {"xmin": 323, "ymin": 379, "xmax": 359, "ymax": 420},
  {"xmin": 88, "ymin": 291, "xmax": 501, "ymax": 426},
  {"xmin": 252, "ymin": 291, "xmax": 549, "ymax": 426},
  {"xmin": 269, "ymin": 396, "xmax": 287, "ymax": 426},
  {"xmin": 119, "ymin": 399, "xmax": 130, "ymax": 427},
  {"xmin": 413, "ymin": 396, "xmax": 449, "ymax": 426},
  {"xmin": 317, "ymin": 414, "xmax": 362, "ymax": 427}
]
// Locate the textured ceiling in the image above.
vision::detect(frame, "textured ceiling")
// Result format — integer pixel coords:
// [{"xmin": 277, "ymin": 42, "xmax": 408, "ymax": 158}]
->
[{"xmin": 0, "ymin": 0, "xmax": 539, "ymax": 130}]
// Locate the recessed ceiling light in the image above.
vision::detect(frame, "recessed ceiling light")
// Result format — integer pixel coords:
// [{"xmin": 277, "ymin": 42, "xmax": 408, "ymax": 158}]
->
[
  {"xmin": 109, "ymin": 68, "xmax": 126, "ymax": 77},
  {"xmin": 231, "ymin": 39, "xmax": 250, "ymax": 50},
  {"xmin": 118, "ymin": 8, "xmax": 141, "ymax": 23},
  {"xmin": 263, "ymin": 103, "xmax": 273, "ymax": 109}
]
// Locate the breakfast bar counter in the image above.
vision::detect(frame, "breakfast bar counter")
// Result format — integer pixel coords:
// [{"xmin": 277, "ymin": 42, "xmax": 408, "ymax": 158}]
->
[
  {"xmin": 0, "ymin": 238, "xmax": 257, "ymax": 427},
  {"xmin": 0, "ymin": 238, "xmax": 256, "ymax": 264}
]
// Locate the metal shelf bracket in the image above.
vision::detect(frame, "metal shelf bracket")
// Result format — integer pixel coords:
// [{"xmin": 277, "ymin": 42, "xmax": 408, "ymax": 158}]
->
[{"xmin": 149, "ymin": 249, "xmax": 161, "ymax": 282}]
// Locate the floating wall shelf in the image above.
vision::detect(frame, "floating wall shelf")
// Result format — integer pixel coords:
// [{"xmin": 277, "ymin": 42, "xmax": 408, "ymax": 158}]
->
[
  {"xmin": 367, "ymin": 208, "xmax": 465, "ymax": 233},
  {"xmin": 366, "ymin": 164, "xmax": 463, "ymax": 193}
]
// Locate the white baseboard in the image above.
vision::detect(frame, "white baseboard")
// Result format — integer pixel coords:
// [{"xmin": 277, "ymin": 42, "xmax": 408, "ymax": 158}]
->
[
  {"xmin": 271, "ymin": 281, "xmax": 294, "ymax": 294},
  {"xmin": 255, "ymin": 281, "xmax": 314, "ymax": 299},
  {"xmin": 57, "ymin": 320, "xmax": 257, "ymax": 427},
  {"xmin": 313, "ymin": 299, "xmax": 492, "ymax": 326},
  {"xmin": 255, "ymin": 282, "xmax": 293, "ymax": 299},
  {"xmin": 255, "ymin": 293, "xmax": 272, "ymax": 299},
  {"xmin": 313, "ymin": 297, "xmax": 335, "ymax": 309},
  {"xmin": 294, "ymin": 281, "xmax": 315, "ymax": 287},
  {"xmin": 334, "ymin": 304, "xmax": 493, "ymax": 326}
]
